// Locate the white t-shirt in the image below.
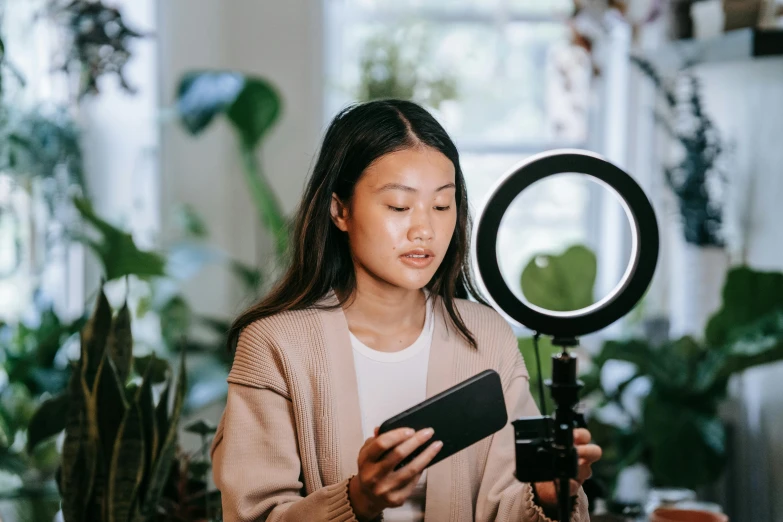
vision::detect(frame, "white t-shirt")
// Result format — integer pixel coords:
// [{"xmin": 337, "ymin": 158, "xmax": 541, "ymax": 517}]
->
[{"xmin": 350, "ymin": 298, "xmax": 434, "ymax": 522}]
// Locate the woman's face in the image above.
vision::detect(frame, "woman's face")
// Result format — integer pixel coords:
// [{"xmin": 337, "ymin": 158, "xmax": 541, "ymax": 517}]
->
[{"xmin": 331, "ymin": 146, "xmax": 458, "ymax": 292}]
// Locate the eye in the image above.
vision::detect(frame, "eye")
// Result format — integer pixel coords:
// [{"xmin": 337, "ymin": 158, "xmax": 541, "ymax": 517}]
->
[
  {"xmin": 388, "ymin": 206, "xmax": 408, "ymax": 212},
  {"xmin": 434, "ymin": 206, "xmax": 451, "ymax": 211}
]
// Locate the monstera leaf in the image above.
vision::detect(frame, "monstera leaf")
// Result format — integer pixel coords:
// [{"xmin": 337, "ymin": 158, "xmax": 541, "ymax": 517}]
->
[
  {"xmin": 175, "ymin": 71, "xmax": 288, "ymax": 258},
  {"xmin": 520, "ymin": 244, "xmax": 597, "ymax": 312},
  {"xmin": 73, "ymin": 197, "xmax": 166, "ymax": 281},
  {"xmin": 705, "ymin": 266, "xmax": 783, "ymax": 347}
]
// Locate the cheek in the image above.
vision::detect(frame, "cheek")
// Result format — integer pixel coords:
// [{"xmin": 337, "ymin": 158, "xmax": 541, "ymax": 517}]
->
[{"xmin": 350, "ymin": 207, "xmax": 405, "ymax": 255}]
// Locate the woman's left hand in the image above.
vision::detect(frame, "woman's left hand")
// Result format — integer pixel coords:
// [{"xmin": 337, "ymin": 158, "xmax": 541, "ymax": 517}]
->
[{"xmin": 533, "ymin": 428, "xmax": 602, "ymax": 506}]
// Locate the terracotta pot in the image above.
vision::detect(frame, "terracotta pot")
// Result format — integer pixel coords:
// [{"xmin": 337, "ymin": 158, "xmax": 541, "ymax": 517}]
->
[{"xmin": 651, "ymin": 508, "xmax": 729, "ymax": 522}]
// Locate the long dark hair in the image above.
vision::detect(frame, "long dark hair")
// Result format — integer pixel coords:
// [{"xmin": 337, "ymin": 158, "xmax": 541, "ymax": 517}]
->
[{"xmin": 228, "ymin": 99, "xmax": 487, "ymax": 350}]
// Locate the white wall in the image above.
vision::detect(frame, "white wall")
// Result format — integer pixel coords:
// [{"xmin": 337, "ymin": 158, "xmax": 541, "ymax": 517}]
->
[
  {"xmin": 156, "ymin": 0, "xmax": 326, "ymax": 456},
  {"xmin": 695, "ymin": 57, "xmax": 783, "ymax": 522},
  {"xmin": 158, "ymin": 0, "xmax": 325, "ymax": 322}
]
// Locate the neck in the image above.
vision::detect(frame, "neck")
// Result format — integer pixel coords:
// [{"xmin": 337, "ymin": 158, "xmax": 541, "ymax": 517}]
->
[{"xmin": 340, "ymin": 277, "xmax": 426, "ymax": 338}]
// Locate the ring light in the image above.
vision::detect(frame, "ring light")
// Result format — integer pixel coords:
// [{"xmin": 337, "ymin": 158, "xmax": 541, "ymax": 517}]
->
[{"xmin": 471, "ymin": 149, "xmax": 659, "ymax": 338}]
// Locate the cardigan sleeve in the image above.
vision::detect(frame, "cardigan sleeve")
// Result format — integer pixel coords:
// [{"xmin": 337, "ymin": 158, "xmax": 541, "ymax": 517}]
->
[
  {"xmin": 474, "ymin": 322, "xmax": 590, "ymax": 522},
  {"xmin": 211, "ymin": 382, "xmax": 362, "ymax": 522}
]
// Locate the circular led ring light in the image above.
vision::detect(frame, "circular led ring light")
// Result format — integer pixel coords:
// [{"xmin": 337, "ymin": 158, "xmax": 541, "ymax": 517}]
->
[{"xmin": 472, "ymin": 149, "xmax": 659, "ymax": 338}]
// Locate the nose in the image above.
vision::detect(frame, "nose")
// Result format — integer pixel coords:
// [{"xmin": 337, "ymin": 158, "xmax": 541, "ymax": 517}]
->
[{"xmin": 408, "ymin": 208, "xmax": 434, "ymax": 243}]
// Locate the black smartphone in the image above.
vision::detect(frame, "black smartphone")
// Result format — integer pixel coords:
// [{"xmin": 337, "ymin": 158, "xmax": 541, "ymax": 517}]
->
[{"xmin": 377, "ymin": 369, "xmax": 508, "ymax": 470}]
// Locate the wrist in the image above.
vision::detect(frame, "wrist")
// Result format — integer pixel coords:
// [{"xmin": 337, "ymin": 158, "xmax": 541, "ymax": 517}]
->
[{"xmin": 348, "ymin": 475, "xmax": 381, "ymax": 522}]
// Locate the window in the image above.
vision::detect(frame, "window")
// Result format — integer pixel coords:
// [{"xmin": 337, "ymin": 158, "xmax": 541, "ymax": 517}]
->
[{"xmin": 324, "ymin": 0, "xmax": 597, "ymax": 313}]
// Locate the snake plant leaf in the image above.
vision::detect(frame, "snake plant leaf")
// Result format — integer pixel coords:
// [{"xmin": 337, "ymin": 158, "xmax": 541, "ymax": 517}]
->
[
  {"xmin": 95, "ymin": 353, "xmax": 128, "ymax": 474},
  {"xmin": 136, "ymin": 359, "xmax": 158, "ymax": 509},
  {"xmin": 140, "ymin": 350, "xmax": 187, "ymax": 517},
  {"xmin": 108, "ymin": 395, "xmax": 146, "ymax": 522},
  {"xmin": 60, "ymin": 363, "xmax": 96, "ymax": 522},
  {"xmin": 107, "ymin": 301, "xmax": 133, "ymax": 384},
  {"xmin": 81, "ymin": 287, "xmax": 112, "ymax": 391},
  {"xmin": 73, "ymin": 197, "xmax": 166, "ymax": 281},
  {"xmin": 153, "ymin": 382, "xmax": 170, "ymax": 462},
  {"xmin": 26, "ymin": 392, "xmax": 69, "ymax": 453},
  {"xmin": 520, "ymin": 244, "xmax": 597, "ymax": 312},
  {"xmin": 705, "ymin": 266, "xmax": 783, "ymax": 347}
]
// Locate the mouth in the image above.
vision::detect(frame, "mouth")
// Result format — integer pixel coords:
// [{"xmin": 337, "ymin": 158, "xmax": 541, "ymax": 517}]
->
[{"xmin": 400, "ymin": 249, "xmax": 436, "ymax": 268}]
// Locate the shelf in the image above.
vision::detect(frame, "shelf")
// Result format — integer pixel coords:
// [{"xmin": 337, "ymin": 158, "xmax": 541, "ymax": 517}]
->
[{"xmin": 647, "ymin": 28, "xmax": 783, "ymax": 70}]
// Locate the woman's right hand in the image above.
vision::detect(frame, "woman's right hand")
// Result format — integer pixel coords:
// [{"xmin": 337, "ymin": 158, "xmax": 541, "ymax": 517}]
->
[{"xmin": 348, "ymin": 426, "xmax": 443, "ymax": 521}]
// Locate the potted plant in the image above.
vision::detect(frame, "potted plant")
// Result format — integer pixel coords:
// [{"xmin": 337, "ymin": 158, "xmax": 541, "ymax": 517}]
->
[
  {"xmin": 581, "ymin": 266, "xmax": 783, "ymax": 509},
  {"xmin": 632, "ymin": 57, "xmax": 729, "ymax": 338}
]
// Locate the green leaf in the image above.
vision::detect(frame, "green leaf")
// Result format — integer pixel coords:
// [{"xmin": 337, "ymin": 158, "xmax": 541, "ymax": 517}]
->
[
  {"xmin": 176, "ymin": 71, "xmax": 281, "ymax": 149},
  {"xmin": 81, "ymin": 287, "xmax": 112, "ymax": 392},
  {"xmin": 73, "ymin": 197, "xmax": 166, "ymax": 281},
  {"xmin": 140, "ymin": 351, "xmax": 187, "ymax": 517},
  {"xmin": 517, "ymin": 336, "xmax": 559, "ymax": 415},
  {"xmin": 107, "ymin": 301, "xmax": 133, "ymax": 384},
  {"xmin": 520, "ymin": 244, "xmax": 596, "ymax": 312},
  {"xmin": 706, "ymin": 266, "xmax": 783, "ymax": 347},
  {"xmin": 594, "ymin": 339, "xmax": 671, "ymax": 384},
  {"xmin": 108, "ymin": 395, "xmax": 146, "ymax": 522},
  {"xmin": 59, "ymin": 364, "xmax": 95, "ymax": 522},
  {"xmin": 136, "ymin": 360, "xmax": 158, "ymax": 508},
  {"xmin": 95, "ymin": 353, "xmax": 128, "ymax": 472},
  {"xmin": 175, "ymin": 70, "xmax": 288, "ymax": 259},
  {"xmin": 642, "ymin": 391, "xmax": 726, "ymax": 489},
  {"xmin": 134, "ymin": 354, "xmax": 170, "ymax": 384},
  {"xmin": 26, "ymin": 392, "xmax": 69, "ymax": 453},
  {"xmin": 187, "ymin": 460, "xmax": 212, "ymax": 480},
  {"xmin": 229, "ymin": 259, "xmax": 263, "ymax": 292},
  {"xmin": 696, "ymin": 309, "xmax": 783, "ymax": 393},
  {"xmin": 158, "ymin": 295, "xmax": 191, "ymax": 351},
  {"xmin": 153, "ymin": 383, "xmax": 170, "ymax": 461},
  {"xmin": 184, "ymin": 419, "xmax": 217, "ymax": 437}
]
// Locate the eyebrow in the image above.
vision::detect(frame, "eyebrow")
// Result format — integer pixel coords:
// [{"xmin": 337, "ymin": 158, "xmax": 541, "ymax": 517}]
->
[{"xmin": 375, "ymin": 182, "xmax": 456, "ymax": 193}]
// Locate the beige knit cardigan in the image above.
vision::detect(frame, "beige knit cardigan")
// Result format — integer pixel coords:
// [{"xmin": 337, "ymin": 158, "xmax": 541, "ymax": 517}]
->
[{"xmin": 211, "ymin": 293, "xmax": 589, "ymax": 522}]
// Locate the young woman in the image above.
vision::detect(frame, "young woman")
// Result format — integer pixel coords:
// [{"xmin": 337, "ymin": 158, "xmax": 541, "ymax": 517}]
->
[{"xmin": 211, "ymin": 99, "xmax": 601, "ymax": 522}]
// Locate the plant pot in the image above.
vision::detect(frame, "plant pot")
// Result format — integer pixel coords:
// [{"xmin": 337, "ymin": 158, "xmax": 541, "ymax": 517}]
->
[
  {"xmin": 722, "ymin": 0, "xmax": 763, "ymax": 30},
  {"xmin": 651, "ymin": 507, "xmax": 729, "ymax": 522},
  {"xmin": 668, "ymin": 240, "xmax": 728, "ymax": 339}
]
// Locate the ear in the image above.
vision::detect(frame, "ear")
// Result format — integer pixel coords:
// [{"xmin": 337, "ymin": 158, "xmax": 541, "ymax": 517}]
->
[{"xmin": 330, "ymin": 193, "xmax": 349, "ymax": 232}]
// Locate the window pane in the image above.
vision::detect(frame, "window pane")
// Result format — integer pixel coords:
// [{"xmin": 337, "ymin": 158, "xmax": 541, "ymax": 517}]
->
[
  {"xmin": 327, "ymin": 21, "xmax": 587, "ymax": 146},
  {"xmin": 335, "ymin": 0, "xmax": 571, "ymax": 15},
  {"xmin": 508, "ymin": 0, "xmax": 573, "ymax": 15},
  {"xmin": 337, "ymin": 0, "xmax": 501, "ymax": 12}
]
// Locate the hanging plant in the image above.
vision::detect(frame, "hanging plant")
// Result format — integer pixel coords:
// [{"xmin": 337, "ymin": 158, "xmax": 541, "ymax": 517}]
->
[
  {"xmin": 631, "ymin": 57, "xmax": 727, "ymax": 247},
  {"xmin": 44, "ymin": 0, "xmax": 147, "ymax": 99}
]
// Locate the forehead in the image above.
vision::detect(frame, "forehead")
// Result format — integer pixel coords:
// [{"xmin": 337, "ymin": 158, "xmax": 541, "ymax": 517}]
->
[{"xmin": 360, "ymin": 147, "xmax": 456, "ymax": 191}]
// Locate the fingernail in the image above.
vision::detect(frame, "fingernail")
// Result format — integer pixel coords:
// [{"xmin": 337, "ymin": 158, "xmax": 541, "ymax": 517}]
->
[
  {"xmin": 423, "ymin": 428, "xmax": 434, "ymax": 437},
  {"xmin": 404, "ymin": 428, "xmax": 415, "ymax": 437},
  {"xmin": 433, "ymin": 440, "xmax": 443, "ymax": 450}
]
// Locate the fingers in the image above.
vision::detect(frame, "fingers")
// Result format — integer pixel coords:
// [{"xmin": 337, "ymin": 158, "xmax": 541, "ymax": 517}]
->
[
  {"xmin": 374, "ymin": 426, "xmax": 379, "ymax": 437},
  {"xmin": 577, "ymin": 443, "xmax": 602, "ymax": 464},
  {"xmin": 573, "ymin": 428, "xmax": 591, "ymax": 445},
  {"xmin": 377, "ymin": 428, "xmax": 435, "ymax": 474},
  {"xmin": 364, "ymin": 427, "xmax": 415, "ymax": 461},
  {"xmin": 393, "ymin": 437, "xmax": 444, "ymax": 482}
]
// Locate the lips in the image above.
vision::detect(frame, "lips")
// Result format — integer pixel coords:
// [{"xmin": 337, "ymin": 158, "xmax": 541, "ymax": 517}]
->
[
  {"xmin": 401, "ymin": 248, "xmax": 435, "ymax": 258},
  {"xmin": 400, "ymin": 248, "xmax": 435, "ymax": 268}
]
